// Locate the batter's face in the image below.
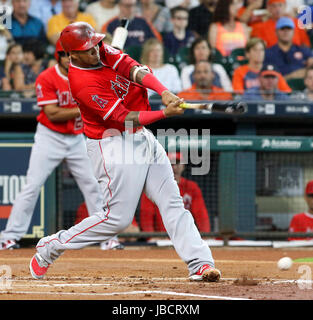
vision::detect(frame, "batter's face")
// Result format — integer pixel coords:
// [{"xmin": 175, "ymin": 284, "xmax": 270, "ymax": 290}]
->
[{"xmin": 71, "ymin": 45, "xmax": 100, "ymax": 67}]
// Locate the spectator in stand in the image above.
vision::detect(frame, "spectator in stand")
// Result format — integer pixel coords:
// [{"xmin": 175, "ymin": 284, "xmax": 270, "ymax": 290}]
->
[
  {"xmin": 85, "ymin": 0, "xmax": 119, "ymax": 32},
  {"xmin": 3, "ymin": 42, "xmax": 23, "ymax": 90},
  {"xmin": 208, "ymin": 0, "xmax": 250, "ymax": 57},
  {"xmin": 250, "ymin": 0, "xmax": 310, "ymax": 48},
  {"xmin": 139, "ymin": 152, "xmax": 211, "ymax": 235},
  {"xmin": 188, "ymin": 0, "xmax": 218, "ymax": 38},
  {"xmin": 29, "ymin": 0, "xmax": 62, "ymax": 32},
  {"xmin": 264, "ymin": 17, "xmax": 313, "ymax": 81},
  {"xmin": 236, "ymin": 0, "xmax": 266, "ymax": 27},
  {"xmin": 0, "ymin": 66, "xmax": 6, "ymax": 90},
  {"xmin": 140, "ymin": 38, "xmax": 182, "ymax": 96},
  {"xmin": 165, "ymin": 0, "xmax": 200, "ymax": 9},
  {"xmin": 242, "ymin": 64, "xmax": 290, "ymax": 101},
  {"xmin": 288, "ymin": 180, "xmax": 313, "ymax": 241},
  {"xmin": 178, "ymin": 60, "xmax": 233, "ymax": 100},
  {"xmin": 180, "ymin": 37, "xmax": 232, "ymax": 91},
  {"xmin": 232, "ymin": 37, "xmax": 291, "ymax": 95},
  {"xmin": 0, "ymin": 24, "xmax": 14, "ymax": 61},
  {"xmin": 12, "ymin": 39, "xmax": 48, "ymax": 97},
  {"xmin": 0, "ymin": 63, "xmax": 11, "ymax": 91},
  {"xmin": 291, "ymin": 66, "xmax": 313, "ymax": 100},
  {"xmin": 102, "ymin": 0, "xmax": 162, "ymax": 50},
  {"xmin": 285, "ymin": 0, "xmax": 305, "ymax": 17},
  {"xmin": 137, "ymin": 0, "xmax": 173, "ymax": 34},
  {"xmin": 163, "ymin": 6, "xmax": 195, "ymax": 58},
  {"xmin": 47, "ymin": 0, "xmax": 96, "ymax": 45},
  {"xmin": 11, "ymin": 0, "xmax": 47, "ymax": 45}
]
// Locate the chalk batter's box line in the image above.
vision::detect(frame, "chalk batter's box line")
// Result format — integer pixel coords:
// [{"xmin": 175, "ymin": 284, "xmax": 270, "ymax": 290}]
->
[{"xmin": 0, "ymin": 289, "xmax": 252, "ymax": 300}]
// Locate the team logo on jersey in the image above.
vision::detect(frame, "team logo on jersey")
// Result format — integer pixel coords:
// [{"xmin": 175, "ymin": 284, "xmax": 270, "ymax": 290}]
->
[
  {"xmin": 110, "ymin": 75, "xmax": 130, "ymax": 100},
  {"xmin": 91, "ymin": 95, "xmax": 108, "ymax": 109},
  {"xmin": 36, "ymin": 83, "xmax": 43, "ymax": 98}
]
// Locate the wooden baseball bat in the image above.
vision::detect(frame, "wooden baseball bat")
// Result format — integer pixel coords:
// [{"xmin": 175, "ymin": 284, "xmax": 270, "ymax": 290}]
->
[{"xmin": 179, "ymin": 101, "xmax": 248, "ymax": 115}]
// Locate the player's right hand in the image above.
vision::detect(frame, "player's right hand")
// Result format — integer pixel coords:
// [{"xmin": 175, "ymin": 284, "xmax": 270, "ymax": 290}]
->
[{"xmin": 163, "ymin": 98, "xmax": 185, "ymax": 117}]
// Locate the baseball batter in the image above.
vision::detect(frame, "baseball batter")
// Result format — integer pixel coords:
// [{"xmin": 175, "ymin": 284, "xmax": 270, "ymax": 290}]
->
[
  {"xmin": 29, "ymin": 22, "xmax": 221, "ymax": 282},
  {"xmin": 0, "ymin": 39, "xmax": 104, "ymax": 250}
]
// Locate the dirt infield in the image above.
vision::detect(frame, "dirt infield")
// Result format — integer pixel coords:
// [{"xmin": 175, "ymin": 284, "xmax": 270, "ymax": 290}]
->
[{"xmin": 1, "ymin": 246, "xmax": 313, "ymax": 300}]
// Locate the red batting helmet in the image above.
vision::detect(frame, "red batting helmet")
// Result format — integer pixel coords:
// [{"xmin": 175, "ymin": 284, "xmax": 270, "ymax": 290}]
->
[
  {"xmin": 54, "ymin": 38, "xmax": 64, "ymax": 61},
  {"xmin": 60, "ymin": 22, "xmax": 105, "ymax": 53}
]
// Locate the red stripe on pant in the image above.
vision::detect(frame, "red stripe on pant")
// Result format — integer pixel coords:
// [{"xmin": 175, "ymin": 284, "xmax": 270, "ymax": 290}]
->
[{"xmin": 37, "ymin": 141, "xmax": 112, "ymax": 248}]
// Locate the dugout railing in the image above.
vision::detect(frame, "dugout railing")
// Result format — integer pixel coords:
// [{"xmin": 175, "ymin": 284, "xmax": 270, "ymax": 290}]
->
[{"xmin": 58, "ymin": 135, "xmax": 313, "ymax": 242}]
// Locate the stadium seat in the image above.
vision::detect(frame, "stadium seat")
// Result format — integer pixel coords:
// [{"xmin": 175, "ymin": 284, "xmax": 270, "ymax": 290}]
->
[
  {"xmin": 227, "ymin": 48, "xmax": 247, "ymax": 77},
  {"xmin": 229, "ymin": 48, "xmax": 247, "ymax": 67},
  {"xmin": 287, "ymin": 78, "xmax": 305, "ymax": 91},
  {"xmin": 211, "ymin": 48, "xmax": 233, "ymax": 77},
  {"xmin": 176, "ymin": 46, "xmax": 190, "ymax": 65},
  {"xmin": 211, "ymin": 48, "xmax": 227, "ymax": 65}
]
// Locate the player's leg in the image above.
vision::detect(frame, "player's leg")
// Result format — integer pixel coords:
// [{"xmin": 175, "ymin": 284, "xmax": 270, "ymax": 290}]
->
[
  {"xmin": 143, "ymin": 130, "xmax": 216, "ymax": 277},
  {"xmin": 65, "ymin": 135, "xmax": 124, "ymax": 250},
  {"xmin": 0, "ymin": 124, "xmax": 66, "ymax": 244},
  {"xmin": 64, "ymin": 134, "xmax": 104, "ymax": 215},
  {"xmin": 34, "ymin": 133, "xmax": 149, "ymax": 265}
]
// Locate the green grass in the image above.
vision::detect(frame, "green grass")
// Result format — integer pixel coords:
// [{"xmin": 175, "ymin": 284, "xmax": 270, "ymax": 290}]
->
[{"xmin": 293, "ymin": 257, "xmax": 313, "ymax": 262}]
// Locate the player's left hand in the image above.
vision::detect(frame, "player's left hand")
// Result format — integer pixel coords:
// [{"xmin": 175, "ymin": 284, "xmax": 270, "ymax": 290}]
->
[{"xmin": 161, "ymin": 90, "xmax": 181, "ymax": 107}]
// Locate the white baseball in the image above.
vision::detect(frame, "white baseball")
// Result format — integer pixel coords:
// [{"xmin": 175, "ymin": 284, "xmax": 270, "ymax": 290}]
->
[{"xmin": 277, "ymin": 257, "xmax": 293, "ymax": 270}]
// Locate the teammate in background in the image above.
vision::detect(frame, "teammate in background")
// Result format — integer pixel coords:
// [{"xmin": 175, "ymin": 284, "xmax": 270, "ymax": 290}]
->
[
  {"xmin": 288, "ymin": 180, "xmax": 313, "ymax": 241},
  {"xmin": 0, "ymin": 39, "xmax": 104, "ymax": 250},
  {"xmin": 29, "ymin": 22, "xmax": 221, "ymax": 283},
  {"xmin": 140, "ymin": 152, "xmax": 211, "ymax": 234}
]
